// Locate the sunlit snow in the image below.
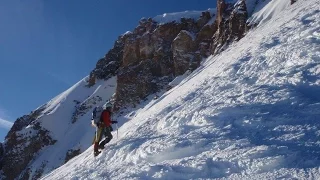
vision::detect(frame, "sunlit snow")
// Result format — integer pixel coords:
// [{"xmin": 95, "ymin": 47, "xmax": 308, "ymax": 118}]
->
[{"xmin": 41, "ymin": 0, "xmax": 320, "ymax": 179}]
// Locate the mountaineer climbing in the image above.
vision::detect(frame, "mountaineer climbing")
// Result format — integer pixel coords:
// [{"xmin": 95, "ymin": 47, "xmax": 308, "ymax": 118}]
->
[{"xmin": 91, "ymin": 103, "xmax": 118, "ymax": 157}]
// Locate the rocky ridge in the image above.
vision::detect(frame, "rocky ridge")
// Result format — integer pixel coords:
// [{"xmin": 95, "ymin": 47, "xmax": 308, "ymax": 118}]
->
[
  {"xmin": 91, "ymin": 0, "xmax": 251, "ymax": 110},
  {"xmin": 0, "ymin": 106, "xmax": 56, "ymax": 179}
]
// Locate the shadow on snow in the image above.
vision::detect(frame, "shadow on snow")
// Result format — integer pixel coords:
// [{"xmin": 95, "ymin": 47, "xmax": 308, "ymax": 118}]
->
[{"xmin": 215, "ymin": 83, "xmax": 320, "ymax": 169}]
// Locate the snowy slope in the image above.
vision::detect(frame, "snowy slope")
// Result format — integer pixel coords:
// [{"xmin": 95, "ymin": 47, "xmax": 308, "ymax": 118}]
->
[
  {"xmin": 42, "ymin": 0, "xmax": 320, "ymax": 179},
  {"xmin": 248, "ymin": 0, "xmax": 291, "ymax": 26},
  {"xmin": 18, "ymin": 76, "xmax": 117, "ymax": 177}
]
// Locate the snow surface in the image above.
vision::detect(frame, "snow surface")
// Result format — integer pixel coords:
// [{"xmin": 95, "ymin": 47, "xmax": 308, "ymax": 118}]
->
[
  {"xmin": 42, "ymin": 0, "xmax": 320, "ymax": 179},
  {"xmin": 153, "ymin": 9, "xmax": 215, "ymax": 24},
  {"xmin": 21, "ymin": 76, "xmax": 117, "ymax": 178},
  {"xmin": 248, "ymin": 0, "xmax": 291, "ymax": 26}
]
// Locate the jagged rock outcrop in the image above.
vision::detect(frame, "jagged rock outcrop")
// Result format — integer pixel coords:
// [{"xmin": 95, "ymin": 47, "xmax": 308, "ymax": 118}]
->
[
  {"xmin": 211, "ymin": 0, "xmax": 248, "ymax": 54},
  {"xmin": 230, "ymin": 1, "xmax": 248, "ymax": 40},
  {"xmin": 0, "ymin": 108, "xmax": 56, "ymax": 180},
  {"xmin": 89, "ymin": 0, "xmax": 249, "ymax": 110},
  {"xmin": 91, "ymin": 35, "xmax": 126, "ymax": 80},
  {"xmin": 172, "ymin": 30, "xmax": 198, "ymax": 75},
  {"xmin": 196, "ymin": 16, "xmax": 218, "ymax": 57},
  {"xmin": 100, "ymin": 13, "xmax": 220, "ymax": 109}
]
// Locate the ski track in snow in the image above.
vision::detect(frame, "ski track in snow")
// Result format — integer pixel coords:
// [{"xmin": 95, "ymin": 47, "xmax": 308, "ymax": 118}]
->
[{"xmin": 40, "ymin": 0, "xmax": 320, "ymax": 179}]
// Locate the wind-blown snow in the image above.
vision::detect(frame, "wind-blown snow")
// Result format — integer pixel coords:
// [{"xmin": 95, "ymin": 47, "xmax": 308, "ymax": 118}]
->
[
  {"xmin": 248, "ymin": 0, "xmax": 291, "ymax": 26},
  {"xmin": 153, "ymin": 9, "xmax": 215, "ymax": 24},
  {"xmin": 43, "ymin": 0, "xmax": 320, "ymax": 179}
]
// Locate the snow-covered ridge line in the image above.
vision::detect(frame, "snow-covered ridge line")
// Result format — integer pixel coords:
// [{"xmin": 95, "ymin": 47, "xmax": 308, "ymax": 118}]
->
[{"xmin": 153, "ymin": 8, "xmax": 215, "ymax": 24}]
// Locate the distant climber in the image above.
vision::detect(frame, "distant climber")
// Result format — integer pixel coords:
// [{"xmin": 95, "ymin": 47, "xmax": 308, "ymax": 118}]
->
[{"xmin": 91, "ymin": 103, "xmax": 118, "ymax": 157}]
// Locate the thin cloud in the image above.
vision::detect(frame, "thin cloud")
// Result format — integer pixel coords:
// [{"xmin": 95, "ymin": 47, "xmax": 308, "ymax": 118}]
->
[
  {"xmin": 0, "ymin": 107, "xmax": 14, "ymax": 129},
  {"xmin": 0, "ymin": 118, "xmax": 13, "ymax": 130}
]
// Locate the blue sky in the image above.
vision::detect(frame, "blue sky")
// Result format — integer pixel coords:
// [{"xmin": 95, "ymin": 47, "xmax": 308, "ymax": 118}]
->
[{"xmin": 0, "ymin": 0, "xmax": 215, "ymax": 140}]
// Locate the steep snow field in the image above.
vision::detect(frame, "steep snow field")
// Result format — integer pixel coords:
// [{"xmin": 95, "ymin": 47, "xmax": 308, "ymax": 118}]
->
[
  {"xmin": 42, "ymin": 0, "xmax": 320, "ymax": 179},
  {"xmin": 248, "ymin": 0, "xmax": 291, "ymax": 26},
  {"xmin": 22, "ymin": 77, "xmax": 117, "ymax": 177}
]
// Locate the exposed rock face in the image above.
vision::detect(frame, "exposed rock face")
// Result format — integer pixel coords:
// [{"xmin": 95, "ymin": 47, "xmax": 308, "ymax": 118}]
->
[
  {"xmin": 122, "ymin": 34, "xmax": 141, "ymax": 66},
  {"xmin": 0, "ymin": 143, "xmax": 3, "ymax": 158},
  {"xmin": 114, "ymin": 16, "xmax": 218, "ymax": 108},
  {"xmin": 0, "ymin": 108, "xmax": 56, "ymax": 180},
  {"xmin": 172, "ymin": 30, "xmax": 197, "ymax": 75},
  {"xmin": 87, "ymin": 73, "xmax": 96, "ymax": 87},
  {"xmin": 116, "ymin": 61, "xmax": 159, "ymax": 108},
  {"xmin": 230, "ymin": 0, "xmax": 248, "ymax": 40},
  {"xmin": 196, "ymin": 19, "xmax": 218, "ymax": 57},
  {"xmin": 88, "ymin": 0, "xmax": 249, "ymax": 109},
  {"xmin": 65, "ymin": 149, "xmax": 81, "ymax": 163},
  {"xmin": 91, "ymin": 35, "xmax": 125, "ymax": 80},
  {"xmin": 211, "ymin": 0, "xmax": 248, "ymax": 54}
]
